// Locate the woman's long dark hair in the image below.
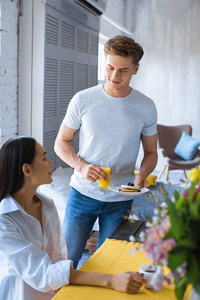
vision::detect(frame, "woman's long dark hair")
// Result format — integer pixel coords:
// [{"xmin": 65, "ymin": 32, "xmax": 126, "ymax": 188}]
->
[{"xmin": 0, "ymin": 136, "xmax": 36, "ymax": 201}]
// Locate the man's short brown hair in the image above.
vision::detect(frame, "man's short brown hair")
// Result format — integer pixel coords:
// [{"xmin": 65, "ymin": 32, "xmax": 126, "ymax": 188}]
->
[{"xmin": 104, "ymin": 35, "xmax": 144, "ymax": 65}]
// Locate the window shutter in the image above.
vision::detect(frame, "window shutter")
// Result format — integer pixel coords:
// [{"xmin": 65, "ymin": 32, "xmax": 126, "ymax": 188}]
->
[
  {"xmin": 43, "ymin": 4, "xmax": 99, "ymax": 169},
  {"xmin": 44, "ymin": 58, "xmax": 57, "ymax": 118},
  {"xmin": 59, "ymin": 60, "xmax": 74, "ymax": 117}
]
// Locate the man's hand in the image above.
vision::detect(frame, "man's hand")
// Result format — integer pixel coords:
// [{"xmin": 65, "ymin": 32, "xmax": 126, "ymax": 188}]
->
[
  {"xmin": 135, "ymin": 133, "xmax": 157, "ymax": 188},
  {"xmin": 80, "ymin": 163, "xmax": 108, "ymax": 183},
  {"xmin": 108, "ymin": 272, "xmax": 146, "ymax": 294},
  {"xmin": 134, "ymin": 172, "xmax": 148, "ymax": 188}
]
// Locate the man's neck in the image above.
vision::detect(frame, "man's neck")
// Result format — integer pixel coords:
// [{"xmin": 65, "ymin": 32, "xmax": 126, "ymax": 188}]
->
[{"xmin": 103, "ymin": 83, "xmax": 132, "ymax": 98}]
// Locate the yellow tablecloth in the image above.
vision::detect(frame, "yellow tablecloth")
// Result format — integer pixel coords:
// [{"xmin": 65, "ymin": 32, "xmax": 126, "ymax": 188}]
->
[{"xmin": 52, "ymin": 239, "xmax": 191, "ymax": 300}]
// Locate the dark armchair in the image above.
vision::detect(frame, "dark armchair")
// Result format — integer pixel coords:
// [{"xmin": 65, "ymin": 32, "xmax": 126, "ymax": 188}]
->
[{"xmin": 157, "ymin": 124, "xmax": 200, "ymax": 181}]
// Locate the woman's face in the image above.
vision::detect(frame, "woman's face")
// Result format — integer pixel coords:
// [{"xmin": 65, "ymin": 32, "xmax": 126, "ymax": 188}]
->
[{"xmin": 29, "ymin": 142, "xmax": 53, "ymax": 187}]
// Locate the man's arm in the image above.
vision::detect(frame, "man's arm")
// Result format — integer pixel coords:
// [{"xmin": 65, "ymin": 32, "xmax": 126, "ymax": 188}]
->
[
  {"xmin": 134, "ymin": 133, "xmax": 158, "ymax": 188},
  {"xmin": 54, "ymin": 123, "xmax": 107, "ymax": 182}
]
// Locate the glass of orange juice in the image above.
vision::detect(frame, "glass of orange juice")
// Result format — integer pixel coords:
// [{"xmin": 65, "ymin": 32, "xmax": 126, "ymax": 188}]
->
[{"xmin": 99, "ymin": 161, "xmax": 111, "ymax": 191}]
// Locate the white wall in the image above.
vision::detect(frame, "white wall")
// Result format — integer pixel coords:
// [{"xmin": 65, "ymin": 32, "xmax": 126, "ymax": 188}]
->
[
  {"xmin": 100, "ymin": 0, "xmax": 200, "ymax": 171},
  {"xmin": 100, "ymin": 0, "xmax": 133, "ymax": 43},
  {"xmin": 130, "ymin": 0, "xmax": 200, "ymax": 140},
  {"xmin": 129, "ymin": 0, "xmax": 200, "ymax": 170},
  {"xmin": 0, "ymin": 0, "xmax": 19, "ymax": 146}
]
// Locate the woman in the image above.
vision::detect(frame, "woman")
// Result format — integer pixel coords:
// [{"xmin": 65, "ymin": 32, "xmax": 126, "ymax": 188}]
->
[{"xmin": 0, "ymin": 136, "xmax": 145, "ymax": 300}]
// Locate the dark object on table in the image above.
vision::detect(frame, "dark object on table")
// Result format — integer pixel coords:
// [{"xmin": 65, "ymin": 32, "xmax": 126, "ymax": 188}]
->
[{"xmin": 109, "ymin": 219, "xmax": 145, "ymax": 242}]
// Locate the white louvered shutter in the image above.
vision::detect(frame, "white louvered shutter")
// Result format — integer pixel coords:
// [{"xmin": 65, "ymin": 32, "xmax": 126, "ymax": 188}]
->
[{"xmin": 43, "ymin": 3, "xmax": 99, "ymax": 169}]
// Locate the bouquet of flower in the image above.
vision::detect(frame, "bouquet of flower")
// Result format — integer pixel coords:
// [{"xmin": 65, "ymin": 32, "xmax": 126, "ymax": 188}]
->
[{"xmin": 137, "ymin": 168, "xmax": 200, "ymax": 300}]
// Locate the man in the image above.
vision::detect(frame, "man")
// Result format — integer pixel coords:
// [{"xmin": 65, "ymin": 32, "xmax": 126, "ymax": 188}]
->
[{"xmin": 54, "ymin": 35, "xmax": 157, "ymax": 268}]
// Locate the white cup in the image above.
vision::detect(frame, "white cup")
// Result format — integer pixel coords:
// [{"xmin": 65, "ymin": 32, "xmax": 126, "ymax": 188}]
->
[{"xmin": 140, "ymin": 264, "xmax": 160, "ymax": 289}]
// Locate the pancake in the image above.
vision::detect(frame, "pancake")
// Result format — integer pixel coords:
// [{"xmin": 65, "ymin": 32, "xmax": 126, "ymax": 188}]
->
[{"xmin": 120, "ymin": 185, "xmax": 140, "ymax": 192}]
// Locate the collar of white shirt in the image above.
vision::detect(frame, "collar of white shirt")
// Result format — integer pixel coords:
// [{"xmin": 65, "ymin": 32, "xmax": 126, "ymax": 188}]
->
[{"xmin": 0, "ymin": 191, "xmax": 54, "ymax": 216}]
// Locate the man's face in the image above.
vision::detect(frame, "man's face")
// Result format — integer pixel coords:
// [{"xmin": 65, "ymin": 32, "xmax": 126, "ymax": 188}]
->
[{"xmin": 104, "ymin": 54, "xmax": 139, "ymax": 96}]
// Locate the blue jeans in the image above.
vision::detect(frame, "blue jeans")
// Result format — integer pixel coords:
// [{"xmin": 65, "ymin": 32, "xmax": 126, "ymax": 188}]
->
[{"xmin": 63, "ymin": 187, "xmax": 133, "ymax": 268}]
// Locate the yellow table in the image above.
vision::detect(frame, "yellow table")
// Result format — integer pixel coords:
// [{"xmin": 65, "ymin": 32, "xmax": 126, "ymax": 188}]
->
[{"xmin": 52, "ymin": 239, "xmax": 191, "ymax": 300}]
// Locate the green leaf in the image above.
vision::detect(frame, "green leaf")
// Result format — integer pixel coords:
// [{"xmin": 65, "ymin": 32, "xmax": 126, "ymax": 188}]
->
[
  {"xmin": 168, "ymin": 247, "xmax": 189, "ymax": 271},
  {"xmin": 163, "ymin": 228, "xmax": 174, "ymax": 240},
  {"xmin": 176, "ymin": 197, "xmax": 189, "ymax": 212},
  {"xmin": 175, "ymin": 277, "xmax": 188, "ymax": 300},
  {"xmin": 188, "ymin": 183, "xmax": 195, "ymax": 203},
  {"xmin": 196, "ymin": 193, "xmax": 200, "ymax": 202},
  {"xmin": 190, "ymin": 201, "xmax": 200, "ymax": 219},
  {"xmin": 189, "ymin": 220, "xmax": 200, "ymax": 243},
  {"xmin": 196, "ymin": 192, "xmax": 200, "ymax": 200},
  {"xmin": 193, "ymin": 281, "xmax": 200, "ymax": 295},
  {"xmin": 186, "ymin": 253, "xmax": 200, "ymax": 283},
  {"xmin": 169, "ymin": 246, "xmax": 189, "ymax": 254},
  {"xmin": 177, "ymin": 238, "xmax": 197, "ymax": 249},
  {"xmin": 166, "ymin": 198, "xmax": 185, "ymax": 240},
  {"xmin": 174, "ymin": 190, "xmax": 181, "ymax": 202}
]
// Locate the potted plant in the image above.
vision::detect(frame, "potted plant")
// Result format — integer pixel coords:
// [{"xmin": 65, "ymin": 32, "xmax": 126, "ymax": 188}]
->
[{"xmin": 134, "ymin": 168, "xmax": 200, "ymax": 300}]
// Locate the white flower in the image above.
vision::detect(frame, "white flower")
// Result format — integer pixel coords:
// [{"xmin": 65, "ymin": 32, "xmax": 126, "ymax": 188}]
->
[
  {"xmin": 146, "ymin": 221, "xmax": 153, "ymax": 227},
  {"xmin": 139, "ymin": 231, "xmax": 146, "ymax": 242},
  {"xmin": 152, "ymin": 216, "xmax": 160, "ymax": 225},
  {"xmin": 129, "ymin": 248, "xmax": 136, "ymax": 255},
  {"xmin": 129, "ymin": 235, "xmax": 136, "ymax": 242},
  {"xmin": 154, "ymin": 207, "xmax": 159, "ymax": 214}
]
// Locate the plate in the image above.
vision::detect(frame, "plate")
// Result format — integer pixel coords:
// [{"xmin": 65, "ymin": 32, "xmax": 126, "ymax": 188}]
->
[{"xmin": 109, "ymin": 186, "xmax": 149, "ymax": 196}]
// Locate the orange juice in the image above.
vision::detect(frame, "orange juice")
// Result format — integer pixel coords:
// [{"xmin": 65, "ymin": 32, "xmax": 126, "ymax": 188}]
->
[{"xmin": 99, "ymin": 167, "xmax": 111, "ymax": 189}]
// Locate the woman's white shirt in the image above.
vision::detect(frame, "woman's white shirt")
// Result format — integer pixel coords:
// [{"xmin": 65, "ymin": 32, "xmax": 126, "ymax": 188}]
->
[{"xmin": 0, "ymin": 192, "xmax": 72, "ymax": 300}]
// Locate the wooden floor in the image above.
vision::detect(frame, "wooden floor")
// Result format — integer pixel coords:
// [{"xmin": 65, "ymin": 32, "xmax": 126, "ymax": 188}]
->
[{"xmin": 85, "ymin": 230, "xmax": 99, "ymax": 254}]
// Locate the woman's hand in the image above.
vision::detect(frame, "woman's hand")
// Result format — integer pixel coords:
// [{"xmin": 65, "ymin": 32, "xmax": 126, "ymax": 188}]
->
[
  {"xmin": 108, "ymin": 272, "xmax": 146, "ymax": 294},
  {"xmin": 70, "ymin": 269, "xmax": 146, "ymax": 293}
]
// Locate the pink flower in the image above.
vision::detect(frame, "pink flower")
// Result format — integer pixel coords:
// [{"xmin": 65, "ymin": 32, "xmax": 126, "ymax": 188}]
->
[
  {"xmin": 142, "ymin": 216, "xmax": 176, "ymax": 266},
  {"xmin": 162, "ymin": 238, "xmax": 177, "ymax": 251}
]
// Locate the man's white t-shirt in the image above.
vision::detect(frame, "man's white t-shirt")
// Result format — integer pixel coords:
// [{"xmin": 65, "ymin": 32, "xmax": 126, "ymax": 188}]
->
[{"xmin": 63, "ymin": 84, "xmax": 157, "ymax": 202}]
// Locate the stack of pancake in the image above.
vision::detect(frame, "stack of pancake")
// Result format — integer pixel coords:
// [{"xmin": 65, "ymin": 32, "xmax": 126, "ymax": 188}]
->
[{"xmin": 120, "ymin": 184, "xmax": 140, "ymax": 192}]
